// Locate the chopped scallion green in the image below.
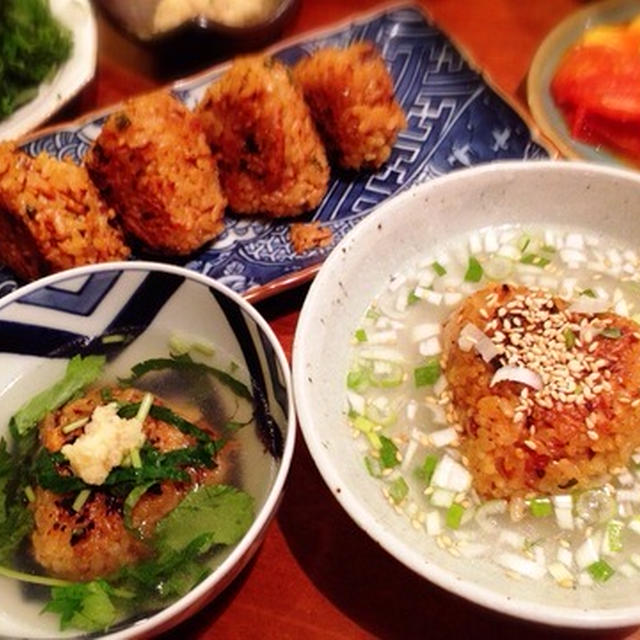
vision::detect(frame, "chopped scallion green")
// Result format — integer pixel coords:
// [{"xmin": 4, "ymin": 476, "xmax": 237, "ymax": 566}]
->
[
  {"xmin": 416, "ymin": 454, "xmax": 438, "ymax": 485},
  {"xmin": 601, "ymin": 327, "xmax": 622, "ymax": 339},
  {"xmin": 431, "ymin": 261, "xmax": 447, "ymax": 277},
  {"xmin": 24, "ymin": 485, "xmax": 35, "ymax": 503},
  {"xmin": 414, "ymin": 358, "xmax": 440, "ymax": 387},
  {"xmin": 606, "ymin": 520, "xmax": 624, "ymax": 553},
  {"xmin": 130, "ymin": 448, "xmax": 142, "ymax": 469},
  {"xmin": 517, "ymin": 234, "xmax": 531, "ymax": 252},
  {"xmin": 354, "ymin": 328, "xmax": 367, "ymax": 342},
  {"xmin": 101, "ymin": 334, "xmax": 127, "ymax": 344},
  {"xmin": 529, "ymin": 497, "xmax": 552, "ymax": 518},
  {"xmin": 388, "ymin": 477, "xmax": 409, "ymax": 504},
  {"xmin": 563, "ymin": 328, "xmax": 576, "ymax": 349},
  {"xmin": 587, "ymin": 559, "xmax": 615, "ymax": 582},
  {"xmin": 379, "ymin": 435, "xmax": 399, "ymax": 469},
  {"xmin": 347, "ymin": 369, "xmax": 369, "ymax": 391},
  {"xmin": 445, "ymin": 503, "xmax": 465, "ymax": 529},
  {"xmin": 72, "ymin": 489, "xmax": 91, "ymax": 513},
  {"xmin": 364, "ymin": 456, "xmax": 382, "ymax": 478},
  {"xmin": 135, "ymin": 392, "xmax": 154, "ymax": 422},
  {"xmin": 407, "ymin": 289, "xmax": 420, "ymax": 306},
  {"xmin": 464, "ymin": 256, "xmax": 484, "ymax": 283},
  {"xmin": 61, "ymin": 416, "xmax": 89, "ymax": 434},
  {"xmin": 581, "ymin": 288, "xmax": 597, "ymax": 298},
  {"xmin": 520, "ymin": 254, "xmax": 551, "ymax": 268}
]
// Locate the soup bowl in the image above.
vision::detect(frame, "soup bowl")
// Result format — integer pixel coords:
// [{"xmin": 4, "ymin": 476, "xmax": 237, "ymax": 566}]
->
[
  {"xmin": 0, "ymin": 262, "xmax": 295, "ymax": 638},
  {"xmin": 292, "ymin": 160, "xmax": 640, "ymax": 628}
]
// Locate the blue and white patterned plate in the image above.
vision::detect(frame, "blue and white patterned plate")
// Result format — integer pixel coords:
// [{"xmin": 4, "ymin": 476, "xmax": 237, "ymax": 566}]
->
[{"xmin": 2, "ymin": 3, "xmax": 550, "ymax": 300}]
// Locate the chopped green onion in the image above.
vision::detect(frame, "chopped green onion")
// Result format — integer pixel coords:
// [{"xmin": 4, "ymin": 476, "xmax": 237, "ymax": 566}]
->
[
  {"xmin": 529, "ymin": 497, "xmax": 552, "ymax": 518},
  {"xmin": 414, "ymin": 357, "xmax": 440, "ymax": 387},
  {"xmin": 364, "ymin": 456, "xmax": 382, "ymax": 478},
  {"xmin": 0, "ymin": 565, "xmax": 72, "ymax": 588},
  {"xmin": 130, "ymin": 448, "xmax": 142, "ymax": 469},
  {"xmin": 101, "ymin": 334, "xmax": 127, "ymax": 344},
  {"xmin": 445, "ymin": 503, "xmax": 465, "ymax": 529},
  {"xmin": 366, "ymin": 307, "xmax": 380, "ymax": 320},
  {"xmin": 601, "ymin": 327, "xmax": 622, "ymax": 339},
  {"xmin": 123, "ymin": 482, "xmax": 156, "ymax": 535},
  {"xmin": 72, "ymin": 489, "xmax": 91, "ymax": 513},
  {"xmin": 370, "ymin": 362, "xmax": 404, "ymax": 388},
  {"xmin": 61, "ymin": 416, "xmax": 90, "ymax": 434},
  {"xmin": 416, "ymin": 454, "xmax": 438, "ymax": 484},
  {"xmin": 388, "ymin": 477, "xmax": 409, "ymax": 504},
  {"xmin": 354, "ymin": 328, "xmax": 368, "ymax": 342},
  {"xmin": 379, "ymin": 435, "xmax": 399, "ymax": 469},
  {"xmin": 347, "ymin": 368, "xmax": 369, "ymax": 392},
  {"xmin": 407, "ymin": 289, "xmax": 420, "ymax": 306},
  {"xmin": 517, "ymin": 234, "xmax": 531, "ymax": 252},
  {"xmin": 24, "ymin": 485, "xmax": 36, "ymax": 503},
  {"xmin": 563, "ymin": 328, "xmax": 576, "ymax": 349},
  {"xmin": 520, "ymin": 254, "xmax": 550, "ymax": 268},
  {"xmin": 587, "ymin": 559, "xmax": 615, "ymax": 582},
  {"xmin": 541, "ymin": 244, "xmax": 557, "ymax": 253},
  {"xmin": 168, "ymin": 332, "xmax": 191, "ymax": 355},
  {"xmin": 135, "ymin": 392, "xmax": 154, "ymax": 422},
  {"xmin": 100, "ymin": 387, "xmax": 113, "ymax": 403},
  {"xmin": 352, "ymin": 414, "xmax": 382, "ymax": 449},
  {"xmin": 581, "ymin": 288, "xmax": 597, "ymax": 298},
  {"xmin": 606, "ymin": 520, "xmax": 624, "ymax": 553},
  {"xmin": 464, "ymin": 256, "xmax": 484, "ymax": 283},
  {"xmin": 432, "ymin": 261, "xmax": 447, "ymax": 277}
]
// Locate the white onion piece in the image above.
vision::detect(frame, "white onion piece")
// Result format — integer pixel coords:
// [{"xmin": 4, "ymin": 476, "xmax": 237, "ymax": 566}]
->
[
  {"xmin": 490, "ymin": 366, "xmax": 542, "ymax": 390},
  {"xmin": 457, "ymin": 323, "xmax": 500, "ymax": 363},
  {"xmin": 567, "ymin": 297, "xmax": 610, "ymax": 314},
  {"xmin": 495, "ymin": 553, "xmax": 547, "ymax": 580}
]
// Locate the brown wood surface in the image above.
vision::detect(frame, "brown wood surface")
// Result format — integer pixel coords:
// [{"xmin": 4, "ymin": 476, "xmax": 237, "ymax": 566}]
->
[{"xmin": 48, "ymin": 1, "xmax": 640, "ymax": 638}]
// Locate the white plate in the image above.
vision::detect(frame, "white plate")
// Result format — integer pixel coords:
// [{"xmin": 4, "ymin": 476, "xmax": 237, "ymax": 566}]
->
[{"xmin": 0, "ymin": 0, "xmax": 97, "ymax": 142}]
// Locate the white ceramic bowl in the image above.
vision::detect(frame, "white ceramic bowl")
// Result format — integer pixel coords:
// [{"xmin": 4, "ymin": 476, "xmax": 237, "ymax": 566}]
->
[
  {"xmin": 292, "ymin": 160, "xmax": 640, "ymax": 628},
  {"xmin": 0, "ymin": 262, "xmax": 295, "ymax": 639}
]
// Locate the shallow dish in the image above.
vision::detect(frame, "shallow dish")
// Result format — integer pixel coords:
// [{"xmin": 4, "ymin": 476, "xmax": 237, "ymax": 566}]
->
[
  {"xmin": 0, "ymin": 262, "xmax": 295, "ymax": 638},
  {"xmin": 0, "ymin": 0, "xmax": 97, "ymax": 143},
  {"xmin": 292, "ymin": 160, "xmax": 640, "ymax": 628},
  {"xmin": 0, "ymin": 4, "xmax": 549, "ymax": 303},
  {"xmin": 528, "ymin": 0, "xmax": 638, "ymax": 167}
]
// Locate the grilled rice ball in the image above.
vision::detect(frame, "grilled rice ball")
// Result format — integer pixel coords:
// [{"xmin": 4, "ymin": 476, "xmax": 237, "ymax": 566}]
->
[
  {"xmin": 85, "ymin": 91, "xmax": 226, "ymax": 255},
  {"xmin": 0, "ymin": 142, "xmax": 129, "ymax": 281},
  {"xmin": 442, "ymin": 283, "xmax": 640, "ymax": 499},
  {"xmin": 196, "ymin": 55, "xmax": 329, "ymax": 217},
  {"xmin": 31, "ymin": 387, "xmax": 232, "ymax": 581},
  {"xmin": 293, "ymin": 42, "xmax": 406, "ymax": 170}
]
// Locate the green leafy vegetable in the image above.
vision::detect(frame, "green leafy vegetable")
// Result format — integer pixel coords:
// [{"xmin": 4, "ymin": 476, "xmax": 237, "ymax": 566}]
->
[
  {"xmin": 10, "ymin": 355, "xmax": 105, "ymax": 437},
  {"xmin": 415, "ymin": 454, "xmax": 438, "ymax": 484},
  {"xmin": 354, "ymin": 328, "xmax": 367, "ymax": 342},
  {"xmin": 464, "ymin": 256, "xmax": 484, "ymax": 282},
  {"xmin": 43, "ymin": 579, "xmax": 119, "ymax": 632},
  {"xmin": 601, "ymin": 327, "xmax": 622, "ymax": 339},
  {"xmin": 529, "ymin": 497, "xmax": 552, "ymax": 518},
  {"xmin": 120, "ymin": 354, "xmax": 252, "ymax": 401},
  {"xmin": 0, "ymin": 0, "xmax": 72, "ymax": 120},
  {"xmin": 587, "ymin": 559, "xmax": 615, "ymax": 582},
  {"xmin": 445, "ymin": 503, "xmax": 465, "ymax": 529},
  {"xmin": 154, "ymin": 484, "xmax": 254, "ymax": 554}
]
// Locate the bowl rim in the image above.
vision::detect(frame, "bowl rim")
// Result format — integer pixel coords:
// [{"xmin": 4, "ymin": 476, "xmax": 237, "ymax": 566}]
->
[
  {"xmin": 0, "ymin": 260, "xmax": 296, "ymax": 640},
  {"xmin": 292, "ymin": 159, "xmax": 640, "ymax": 629}
]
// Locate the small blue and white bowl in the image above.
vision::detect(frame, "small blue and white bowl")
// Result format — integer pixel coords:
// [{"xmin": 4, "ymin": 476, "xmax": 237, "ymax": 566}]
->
[{"xmin": 0, "ymin": 262, "xmax": 295, "ymax": 639}]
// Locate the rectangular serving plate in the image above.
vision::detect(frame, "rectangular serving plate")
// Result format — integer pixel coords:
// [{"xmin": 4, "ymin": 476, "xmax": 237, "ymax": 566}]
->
[{"xmin": 0, "ymin": 2, "xmax": 551, "ymax": 303}]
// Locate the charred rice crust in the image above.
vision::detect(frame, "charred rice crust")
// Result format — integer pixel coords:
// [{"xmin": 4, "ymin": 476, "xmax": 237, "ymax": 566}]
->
[
  {"xmin": 0, "ymin": 142, "xmax": 129, "ymax": 281},
  {"xmin": 85, "ymin": 90, "xmax": 226, "ymax": 255},
  {"xmin": 293, "ymin": 42, "xmax": 406, "ymax": 170},
  {"xmin": 442, "ymin": 283, "xmax": 640, "ymax": 499},
  {"xmin": 196, "ymin": 55, "xmax": 329, "ymax": 217},
  {"xmin": 32, "ymin": 387, "xmax": 230, "ymax": 581}
]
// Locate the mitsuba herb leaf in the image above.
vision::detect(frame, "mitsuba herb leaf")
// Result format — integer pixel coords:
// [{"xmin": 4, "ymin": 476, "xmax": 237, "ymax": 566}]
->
[
  {"xmin": 118, "ymin": 403, "xmax": 216, "ymax": 444},
  {"xmin": 117, "ymin": 533, "xmax": 213, "ymax": 602},
  {"xmin": 10, "ymin": 355, "xmax": 105, "ymax": 437},
  {"xmin": 154, "ymin": 484, "xmax": 254, "ymax": 554},
  {"xmin": 0, "ymin": 504, "xmax": 33, "ymax": 564},
  {"xmin": 36, "ymin": 441, "xmax": 219, "ymax": 494},
  {"xmin": 120, "ymin": 354, "xmax": 252, "ymax": 401},
  {"xmin": 43, "ymin": 579, "xmax": 117, "ymax": 632}
]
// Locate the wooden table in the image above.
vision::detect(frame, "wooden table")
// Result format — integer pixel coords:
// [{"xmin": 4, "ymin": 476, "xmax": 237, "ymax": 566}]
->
[{"xmin": 52, "ymin": 1, "xmax": 639, "ymax": 638}]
